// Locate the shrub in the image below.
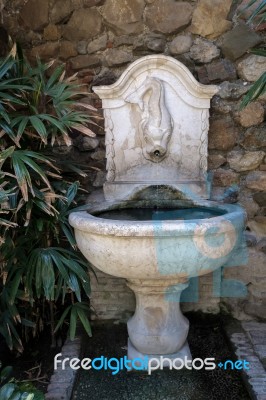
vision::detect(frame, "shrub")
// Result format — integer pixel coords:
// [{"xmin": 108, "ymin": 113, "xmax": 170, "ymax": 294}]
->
[{"xmin": 0, "ymin": 44, "xmax": 97, "ymax": 352}]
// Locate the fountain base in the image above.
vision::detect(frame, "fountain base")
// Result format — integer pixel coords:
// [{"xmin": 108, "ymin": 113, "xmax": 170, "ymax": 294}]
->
[
  {"xmin": 127, "ymin": 338, "xmax": 191, "ymax": 368},
  {"xmin": 126, "ymin": 279, "xmax": 191, "ymax": 364}
]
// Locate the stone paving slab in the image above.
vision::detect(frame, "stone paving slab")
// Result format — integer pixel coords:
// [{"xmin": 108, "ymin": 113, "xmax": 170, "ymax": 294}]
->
[{"xmin": 225, "ymin": 319, "xmax": 266, "ymax": 400}]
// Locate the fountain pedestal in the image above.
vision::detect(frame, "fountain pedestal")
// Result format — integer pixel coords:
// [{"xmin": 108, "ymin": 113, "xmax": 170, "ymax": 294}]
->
[{"xmin": 127, "ymin": 279, "xmax": 191, "ymax": 363}]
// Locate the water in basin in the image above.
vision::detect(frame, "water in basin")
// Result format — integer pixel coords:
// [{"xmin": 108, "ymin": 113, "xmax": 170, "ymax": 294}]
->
[{"xmin": 95, "ymin": 207, "xmax": 225, "ymax": 221}]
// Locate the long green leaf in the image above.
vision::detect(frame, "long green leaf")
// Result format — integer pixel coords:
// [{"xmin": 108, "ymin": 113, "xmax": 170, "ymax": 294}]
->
[
  {"xmin": 54, "ymin": 305, "xmax": 71, "ymax": 333},
  {"xmin": 0, "ymin": 366, "xmax": 13, "ymax": 383},
  {"xmin": 247, "ymin": 0, "xmax": 266, "ymax": 24},
  {"xmin": 45, "ymin": 65, "xmax": 65, "ymax": 90},
  {"xmin": 0, "ymin": 146, "xmax": 15, "ymax": 165},
  {"xmin": 9, "ymin": 270, "xmax": 22, "ymax": 305},
  {"xmin": 0, "ymin": 382, "xmax": 16, "ymax": 398},
  {"xmin": 68, "ymin": 273, "xmax": 81, "ymax": 301},
  {"xmin": 37, "ymin": 114, "xmax": 66, "ymax": 133},
  {"xmin": 16, "ymin": 117, "xmax": 29, "ymax": 141},
  {"xmin": 76, "ymin": 307, "xmax": 92, "ymax": 337},
  {"xmin": 70, "ymin": 306, "xmax": 77, "ymax": 340},
  {"xmin": 250, "ymin": 48, "xmax": 266, "ymax": 57},
  {"xmin": 18, "ymin": 153, "xmax": 51, "ymax": 188},
  {"xmin": 60, "ymin": 223, "xmax": 77, "ymax": 249},
  {"xmin": 49, "ymin": 249, "xmax": 70, "ymax": 283},
  {"xmin": 29, "ymin": 116, "xmax": 48, "ymax": 143},
  {"xmin": 41, "ymin": 254, "xmax": 55, "ymax": 301}
]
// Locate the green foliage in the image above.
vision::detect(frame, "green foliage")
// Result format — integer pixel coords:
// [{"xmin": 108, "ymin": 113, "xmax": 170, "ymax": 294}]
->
[
  {"xmin": 0, "ymin": 44, "xmax": 96, "ymax": 352},
  {"xmin": 239, "ymin": 1, "xmax": 266, "ymax": 108},
  {"xmin": 0, "ymin": 362, "xmax": 44, "ymax": 400},
  {"xmin": 240, "ymin": 0, "xmax": 266, "ymax": 26},
  {"xmin": 54, "ymin": 302, "xmax": 92, "ymax": 340}
]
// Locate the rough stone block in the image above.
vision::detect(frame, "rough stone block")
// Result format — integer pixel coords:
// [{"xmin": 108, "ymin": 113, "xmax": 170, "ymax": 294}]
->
[
  {"xmin": 236, "ymin": 102, "xmax": 264, "ymax": 128},
  {"xmin": 50, "ymin": 0, "xmax": 73, "ymax": 24},
  {"xmin": 211, "ymin": 97, "xmax": 232, "ymax": 114},
  {"xmin": 76, "ymin": 41, "xmax": 88, "ymax": 55},
  {"xmin": 238, "ymin": 190, "xmax": 260, "ymax": 218},
  {"xmin": 190, "ymin": 38, "xmax": 220, "ymax": 64},
  {"xmin": 207, "ymin": 59, "xmax": 237, "ymax": 82},
  {"xmin": 241, "ymin": 125, "xmax": 266, "ymax": 150},
  {"xmin": 146, "ymin": 35, "xmax": 166, "ymax": 53},
  {"xmin": 30, "ymin": 43, "xmax": 60, "ymax": 61},
  {"xmin": 104, "ymin": 49, "xmax": 132, "ymax": 67},
  {"xmin": 246, "ymin": 172, "xmax": 266, "ymax": 191},
  {"xmin": 237, "ymin": 55, "xmax": 266, "ymax": 82},
  {"xmin": 218, "ymin": 81, "xmax": 251, "ymax": 100},
  {"xmin": 169, "ymin": 34, "xmax": 192, "ymax": 55},
  {"xmin": 59, "ymin": 41, "xmax": 78, "ymax": 60},
  {"xmin": 190, "ymin": 0, "xmax": 232, "ymax": 39},
  {"xmin": 145, "ymin": 0, "xmax": 193, "ymax": 34},
  {"xmin": 102, "ymin": 0, "xmax": 145, "ymax": 35},
  {"xmin": 208, "ymin": 154, "xmax": 226, "ymax": 169},
  {"xmin": 253, "ymin": 192, "xmax": 266, "ymax": 207},
  {"xmin": 133, "ymin": 34, "xmax": 166, "ymax": 54},
  {"xmin": 221, "ymin": 23, "xmax": 262, "ymax": 61},
  {"xmin": 245, "ymin": 232, "xmax": 258, "ymax": 247},
  {"xmin": 87, "ymin": 34, "xmax": 107, "ymax": 54},
  {"xmin": 90, "ymin": 150, "xmax": 105, "ymax": 162},
  {"xmin": 248, "ymin": 216, "xmax": 266, "ymax": 238},
  {"xmin": 113, "ymin": 36, "xmax": 135, "ymax": 47},
  {"xmin": 209, "ymin": 116, "xmax": 238, "ymax": 150},
  {"xmin": 197, "ymin": 59, "xmax": 237, "ymax": 83},
  {"xmin": 213, "ymin": 169, "xmax": 240, "ymax": 187},
  {"xmin": 227, "ymin": 150, "xmax": 265, "ymax": 172},
  {"xmin": 63, "ymin": 9, "xmax": 102, "ymax": 41},
  {"xmin": 43, "ymin": 25, "xmax": 61, "ymax": 41},
  {"xmin": 69, "ymin": 55, "xmax": 101, "ymax": 70},
  {"xmin": 82, "ymin": 137, "xmax": 100, "ymax": 151},
  {"xmin": 20, "ymin": 0, "xmax": 49, "ymax": 31}
]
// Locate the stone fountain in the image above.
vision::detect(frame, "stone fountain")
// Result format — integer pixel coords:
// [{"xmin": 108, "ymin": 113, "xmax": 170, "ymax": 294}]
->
[{"xmin": 69, "ymin": 55, "xmax": 246, "ymax": 365}]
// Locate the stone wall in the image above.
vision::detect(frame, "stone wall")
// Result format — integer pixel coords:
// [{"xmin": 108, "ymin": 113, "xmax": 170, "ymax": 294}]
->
[{"xmin": 2, "ymin": 0, "xmax": 266, "ymax": 321}]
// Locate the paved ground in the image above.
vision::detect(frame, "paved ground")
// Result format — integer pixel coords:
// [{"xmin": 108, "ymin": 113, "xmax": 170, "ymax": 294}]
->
[
  {"xmin": 45, "ymin": 316, "xmax": 266, "ymax": 400},
  {"xmin": 71, "ymin": 315, "xmax": 250, "ymax": 400},
  {"xmin": 225, "ymin": 320, "xmax": 266, "ymax": 400}
]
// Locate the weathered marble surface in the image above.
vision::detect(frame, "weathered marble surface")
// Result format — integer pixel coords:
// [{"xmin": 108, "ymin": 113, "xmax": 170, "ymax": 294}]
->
[
  {"xmin": 93, "ymin": 55, "xmax": 218, "ymax": 201},
  {"xmin": 70, "ymin": 199, "xmax": 246, "ymax": 360},
  {"xmin": 70, "ymin": 55, "xmax": 246, "ymax": 364}
]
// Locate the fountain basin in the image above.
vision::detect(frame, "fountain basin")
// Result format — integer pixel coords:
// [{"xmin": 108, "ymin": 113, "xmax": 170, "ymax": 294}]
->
[
  {"xmin": 70, "ymin": 199, "xmax": 246, "ymax": 361},
  {"xmin": 69, "ymin": 200, "xmax": 246, "ymax": 282}
]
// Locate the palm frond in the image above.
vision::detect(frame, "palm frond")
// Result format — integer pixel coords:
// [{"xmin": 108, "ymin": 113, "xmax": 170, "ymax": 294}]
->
[{"xmin": 240, "ymin": 71, "xmax": 266, "ymax": 109}]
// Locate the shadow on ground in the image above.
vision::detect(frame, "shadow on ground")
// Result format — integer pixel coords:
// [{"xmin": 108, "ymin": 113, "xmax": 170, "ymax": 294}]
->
[{"xmin": 72, "ymin": 314, "xmax": 250, "ymax": 400}]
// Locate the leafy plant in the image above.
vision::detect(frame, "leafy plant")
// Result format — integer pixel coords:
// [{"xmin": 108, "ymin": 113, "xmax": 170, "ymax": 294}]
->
[
  {"xmin": 239, "ymin": 0, "xmax": 266, "ymax": 108},
  {"xmin": 0, "ymin": 361, "xmax": 44, "ymax": 400},
  {"xmin": 239, "ymin": 0, "xmax": 266, "ymax": 26},
  {"xmin": 0, "ymin": 44, "xmax": 97, "ymax": 352}
]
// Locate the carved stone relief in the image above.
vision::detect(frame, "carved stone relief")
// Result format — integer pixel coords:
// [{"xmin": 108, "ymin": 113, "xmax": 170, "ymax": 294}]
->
[
  {"xmin": 93, "ymin": 55, "xmax": 218, "ymax": 200},
  {"xmin": 125, "ymin": 77, "xmax": 173, "ymax": 163}
]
